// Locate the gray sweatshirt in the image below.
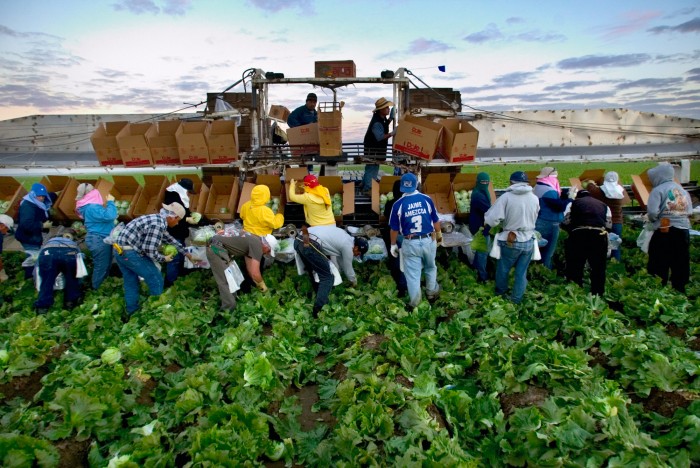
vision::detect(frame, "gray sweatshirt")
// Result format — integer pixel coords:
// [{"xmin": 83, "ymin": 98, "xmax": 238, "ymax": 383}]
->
[
  {"xmin": 485, "ymin": 183, "xmax": 540, "ymax": 242},
  {"xmin": 308, "ymin": 225, "xmax": 357, "ymax": 283},
  {"xmin": 647, "ymin": 163, "xmax": 692, "ymax": 230}
]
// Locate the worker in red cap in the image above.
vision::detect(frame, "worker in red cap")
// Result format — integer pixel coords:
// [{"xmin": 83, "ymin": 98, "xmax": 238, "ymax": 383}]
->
[{"xmin": 287, "ymin": 174, "xmax": 336, "ymax": 226}]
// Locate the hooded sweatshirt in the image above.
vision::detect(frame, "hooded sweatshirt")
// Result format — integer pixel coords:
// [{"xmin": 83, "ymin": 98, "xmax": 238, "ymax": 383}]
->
[
  {"xmin": 533, "ymin": 179, "xmax": 570, "ymax": 222},
  {"xmin": 287, "ymin": 182, "xmax": 335, "ymax": 226},
  {"xmin": 240, "ymin": 185, "xmax": 284, "ymax": 236},
  {"xmin": 647, "ymin": 163, "xmax": 692, "ymax": 230},
  {"xmin": 484, "ymin": 182, "xmax": 540, "ymax": 242},
  {"xmin": 469, "ymin": 172, "xmax": 492, "ymax": 235}
]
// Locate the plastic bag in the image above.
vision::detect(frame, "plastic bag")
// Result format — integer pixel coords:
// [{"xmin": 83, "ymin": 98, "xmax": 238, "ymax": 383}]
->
[
  {"xmin": 103, "ymin": 222, "xmax": 125, "ymax": 245},
  {"xmin": 470, "ymin": 228, "xmax": 489, "ymax": 253},
  {"xmin": 489, "ymin": 239, "xmax": 501, "ymax": 259},
  {"xmin": 637, "ymin": 224, "xmax": 654, "ymax": 253},
  {"xmin": 184, "ymin": 246, "xmax": 210, "ymax": 269},
  {"xmin": 532, "ymin": 239, "xmax": 541, "ymax": 261},
  {"xmin": 275, "ymin": 237, "xmax": 296, "ymax": 264},
  {"xmin": 224, "ymin": 260, "xmax": 245, "ymax": 294},
  {"xmin": 312, "ymin": 261, "xmax": 342, "ymax": 286},
  {"xmin": 76, "ymin": 254, "xmax": 88, "ymax": 278},
  {"xmin": 364, "ymin": 237, "xmax": 388, "ymax": 261}
]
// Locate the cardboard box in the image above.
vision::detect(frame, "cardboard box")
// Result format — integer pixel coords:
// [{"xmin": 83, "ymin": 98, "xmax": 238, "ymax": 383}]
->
[
  {"xmin": 38, "ymin": 176, "xmax": 70, "ymax": 221},
  {"xmin": 525, "ymin": 171, "xmax": 540, "ymax": 187},
  {"xmin": 116, "ymin": 122, "xmax": 154, "ymax": 167},
  {"xmin": 371, "ymin": 176, "xmax": 401, "ymax": 223},
  {"xmin": 269, "ymin": 105, "xmax": 290, "ymax": 122},
  {"xmin": 568, "ymin": 169, "xmax": 605, "ymax": 189},
  {"xmin": 286, "ymin": 122, "xmax": 319, "ymax": 156},
  {"xmin": 205, "ymin": 120, "xmax": 238, "ymax": 164},
  {"xmin": 175, "ymin": 121, "xmax": 210, "ymax": 165},
  {"xmin": 439, "ymin": 119, "xmax": 479, "ymax": 163},
  {"xmin": 452, "ymin": 173, "xmax": 496, "ymax": 218},
  {"xmin": 131, "ymin": 175, "xmax": 168, "ymax": 217},
  {"xmin": 237, "ymin": 174, "xmax": 285, "ymax": 215},
  {"xmin": 314, "ymin": 60, "xmax": 356, "ymax": 78},
  {"xmin": 318, "ymin": 176, "xmax": 355, "ymax": 221},
  {"xmin": 631, "ymin": 170, "xmax": 673, "ymax": 209},
  {"xmin": 56, "ymin": 177, "xmax": 100, "ymax": 220},
  {"xmin": 109, "ymin": 176, "xmax": 142, "ymax": 221},
  {"xmin": 423, "ymin": 173, "xmax": 455, "ymax": 215},
  {"xmin": 90, "ymin": 121, "xmax": 128, "ymax": 166},
  {"xmin": 170, "ymin": 174, "xmax": 209, "ymax": 215},
  {"xmin": 0, "ymin": 177, "xmax": 27, "ymax": 220},
  {"xmin": 203, "ymin": 175, "xmax": 239, "ymax": 222},
  {"xmin": 145, "ymin": 120, "xmax": 181, "ymax": 165},
  {"xmin": 393, "ymin": 114, "xmax": 443, "ymax": 160},
  {"xmin": 317, "ymin": 102, "xmax": 343, "ymax": 157}
]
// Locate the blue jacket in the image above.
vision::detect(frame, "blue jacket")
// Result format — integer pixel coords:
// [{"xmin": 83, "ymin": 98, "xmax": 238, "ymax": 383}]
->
[
  {"xmin": 287, "ymin": 105, "xmax": 317, "ymax": 128},
  {"xmin": 79, "ymin": 201, "xmax": 118, "ymax": 237},
  {"xmin": 468, "ymin": 189, "xmax": 491, "ymax": 235},
  {"xmin": 15, "ymin": 200, "xmax": 48, "ymax": 247},
  {"xmin": 534, "ymin": 183, "xmax": 570, "ymax": 223}
]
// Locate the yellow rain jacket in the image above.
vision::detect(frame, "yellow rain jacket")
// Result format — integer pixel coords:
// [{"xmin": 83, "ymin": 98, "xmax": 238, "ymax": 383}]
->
[
  {"xmin": 240, "ymin": 185, "xmax": 284, "ymax": 236},
  {"xmin": 287, "ymin": 182, "xmax": 336, "ymax": 226}
]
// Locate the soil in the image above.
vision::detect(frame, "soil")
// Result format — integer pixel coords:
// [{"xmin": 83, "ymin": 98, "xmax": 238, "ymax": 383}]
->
[
  {"xmin": 641, "ymin": 388, "xmax": 697, "ymax": 418},
  {"xmin": 135, "ymin": 378, "xmax": 157, "ymax": 406},
  {"xmin": 0, "ymin": 367, "xmax": 49, "ymax": 401},
  {"xmin": 426, "ymin": 403, "xmax": 449, "ymax": 432},
  {"xmin": 436, "ymin": 309, "xmax": 458, "ymax": 325},
  {"xmin": 164, "ymin": 362, "xmax": 182, "ymax": 374},
  {"xmin": 666, "ymin": 324, "xmax": 686, "ymax": 339},
  {"xmin": 689, "ymin": 337, "xmax": 700, "ymax": 352},
  {"xmin": 54, "ymin": 438, "xmax": 91, "ymax": 468},
  {"xmin": 499, "ymin": 385, "xmax": 550, "ymax": 417},
  {"xmin": 361, "ymin": 334, "xmax": 388, "ymax": 351},
  {"xmin": 331, "ymin": 363, "xmax": 347, "ymax": 381},
  {"xmin": 394, "ymin": 374, "xmax": 414, "ymax": 389},
  {"xmin": 285, "ymin": 384, "xmax": 336, "ymax": 432},
  {"xmin": 587, "ymin": 346, "xmax": 610, "ymax": 370}
]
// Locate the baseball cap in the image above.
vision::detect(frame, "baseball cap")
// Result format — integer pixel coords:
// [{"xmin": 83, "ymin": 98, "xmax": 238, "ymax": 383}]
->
[
  {"xmin": 162, "ymin": 202, "xmax": 186, "ymax": 219},
  {"xmin": 354, "ymin": 237, "xmax": 369, "ymax": 258},
  {"xmin": 510, "ymin": 171, "xmax": 528, "ymax": 184},
  {"xmin": 303, "ymin": 174, "xmax": 320, "ymax": 188},
  {"xmin": 306, "ymin": 93, "xmax": 317, "ymax": 102},
  {"xmin": 179, "ymin": 178, "xmax": 195, "ymax": 193},
  {"xmin": 263, "ymin": 234, "xmax": 278, "ymax": 257},
  {"xmin": 399, "ymin": 173, "xmax": 418, "ymax": 193},
  {"xmin": 536, "ymin": 167, "xmax": 558, "ymax": 179},
  {"xmin": 31, "ymin": 183, "xmax": 48, "ymax": 197},
  {"xmin": 0, "ymin": 214, "xmax": 14, "ymax": 232}
]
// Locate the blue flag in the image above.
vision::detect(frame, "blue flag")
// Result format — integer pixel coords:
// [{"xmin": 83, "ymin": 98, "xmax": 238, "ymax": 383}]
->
[{"xmin": 438, "ymin": 65, "xmax": 446, "ymax": 72}]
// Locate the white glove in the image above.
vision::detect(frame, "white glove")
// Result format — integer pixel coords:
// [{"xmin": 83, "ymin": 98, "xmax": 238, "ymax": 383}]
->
[
  {"xmin": 42, "ymin": 220, "xmax": 52, "ymax": 229},
  {"xmin": 163, "ymin": 254, "xmax": 174, "ymax": 263},
  {"xmin": 390, "ymin": 244, "xmax": 399, "ymax": 258},
  {"xmin": 185, "ymin": 217, "xmax": 197, "ymax": 225},
  {"xmin": 107, "ymin": 194, "xmax": 116, "ymax": 202},
  {"xmin": 435, "ymin": 231, "xmax": 443, "ymax": 245},
  {"xmin": 568, "ymin": 187, "xmax": 578, "ymax": 200},
  {"xmin": 0, "ymin": 269, "xmax": 8, "ymax": 282}
]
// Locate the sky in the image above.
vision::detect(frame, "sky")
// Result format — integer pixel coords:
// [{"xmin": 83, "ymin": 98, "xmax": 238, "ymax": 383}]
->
[{"xmin": 1, "ymin": 0, "xmax": 699, "ymax": 141}]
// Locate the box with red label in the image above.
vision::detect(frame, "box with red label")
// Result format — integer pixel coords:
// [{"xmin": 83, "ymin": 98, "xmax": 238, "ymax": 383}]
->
[
  {"xmin": 175, "ymin": 121, "xmax": 210, "ymax": 165},
  {"xmin": 131, "ymin": 175, "xmax": 169, "ymax": 217},
  {"xmin": 0, "ymin": 177, "xmax": 27, "ymax": 220},
  {"xmin": 203, "ymin": 175, "xmax": 239, "ymax": 222},
  {"xmin": 286, "ymin": 123, "xmax": 319, "ymax": 156},
  {"xmin": 314, "ymin": 60, "xmax": 356, "ymax": 78},
  {"xmin": 439, "ymin": 118, "xmax": 478, "ymax": 163},
  {"xmin": 145, "ymin": 120, "xmax": 181, "ymax": 165},
  {"xmin": 205, "ymin": 120, "xmax": 238, "ymax": 164},
  {"xmin": 116, "ymin": 123, "xmax": 155, "ymax": 167},
  {"xmin": 393, "ymin": 114, "xmax": 443, "ymax": 160},
  {"xmin": 90, "ymin": 121, "xmax": 128, "ymax": 166}
]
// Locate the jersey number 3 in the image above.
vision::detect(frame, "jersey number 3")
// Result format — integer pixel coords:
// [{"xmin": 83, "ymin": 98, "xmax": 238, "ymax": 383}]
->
[{"xmin": 410, "ymin": 215, "xmax": 422, "ymax": 234}]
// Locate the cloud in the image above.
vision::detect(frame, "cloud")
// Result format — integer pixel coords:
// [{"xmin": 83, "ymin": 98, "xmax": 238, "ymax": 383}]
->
[
  {"xmin": 173, "ymin": 80, "xmax": 209, "ymax": 92},
  {"xmin": 600, "ymin": 11, "xmax": 661, "ymax": 39},
  {"xmin": 557, "ymin": 54, "xmax": 651, "ymax": 69},
  {"xmin": 407, "ymin": 38, "xmax": 453, "ymax": 54},
  {"xmin": 615, "ymin": 77, "xmax": 683, "ymax": 90},
  {"xmin": 514, "ymin": 30, "xmax": 566, "ymax": 42},
  {"xmin": 543, "ymin": 81, "xmax": 603, "ymax": 92},
  {"xmin": 648, "ymin": 16, "xmax": 700, "ymax": 34},
  {"xmin": 246, "ymin": 0, "xmax": 314, "ymax": 14},
  {"xmin": 97, "ymin": 69, "xmax": 133, "ymax": 79},
  {"xmin": 0, "ymin": 25, "xmax": 61, "ymax": 40},
  {"xmin": 463, "ymin": 24, "xmax": 503, "ymax": 44},
  {"xmin": 506, "ymin": 17, "xmax": 525, "ymax": 25},
  {"xmin": 111, "ymin": 0, "xmax": 191, "ymax": 16},
  {"xmin": 493, "ymin": 71, "xmax": 537, "ymax": 87}
]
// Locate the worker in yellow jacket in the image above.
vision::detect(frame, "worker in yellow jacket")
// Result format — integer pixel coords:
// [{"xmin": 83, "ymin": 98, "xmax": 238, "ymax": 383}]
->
[
  {"xmin": 240, "ymin": 185, "xmax": 285, "ymax": 236},
  {"xmin": 287, "ymin": 175, "xmax": 336, "ymax": 226}
]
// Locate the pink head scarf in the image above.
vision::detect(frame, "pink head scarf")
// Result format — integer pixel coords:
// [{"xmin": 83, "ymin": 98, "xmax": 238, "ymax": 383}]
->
[{"xmin": 75, "ymin": 190, "xmax": 104, "ymax": 219}]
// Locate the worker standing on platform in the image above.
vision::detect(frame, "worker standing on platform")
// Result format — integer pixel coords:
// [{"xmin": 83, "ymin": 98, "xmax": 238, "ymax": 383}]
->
[
  {"xmin": 287, "ymin": 175, "xmax": 336, "ymax": 227},
  {"xmin": 288, "ymin": 93, "xmax": 318, "ymax": 173},
  {"xmin": 362, "ymin": 98, "xmax": 395, "ymax": 194}
]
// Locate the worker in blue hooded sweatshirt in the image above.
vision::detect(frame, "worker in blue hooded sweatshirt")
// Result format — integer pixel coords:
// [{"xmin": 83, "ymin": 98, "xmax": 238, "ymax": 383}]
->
[
  {"xmin": 469, "ymin": 172, "xmax": 493, "ymax": 282},
  {"xmin": 15, "ymin": 183, "xmax": 54, "ymax": 279}
]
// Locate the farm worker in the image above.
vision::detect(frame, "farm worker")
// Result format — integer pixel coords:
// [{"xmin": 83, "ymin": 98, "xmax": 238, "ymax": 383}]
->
[
  {"xmin": 75, "ymin": 183, "xmax": 117, "ymax": 290},
  {"xmin": 562, "ymin": 190, "xmax": 612, "ymax": 296},
  {"xmin": 646, "ymin": 162, "xmax": 693, "ymax": 293},
  {"xmin": 287, "ymin": 92, "xmax": 318, "ymax": 173},
  {"xmin": 206, "ymin": 233, "xmax": 275, "ymax": 312},
  {"xmin": 163, "ymin": 178, "xmax": 199, "ymax": 288},
  {"xmin": 362, "ymin": 97, "xmax": 395, "ymax": 193},
  {"xmin": 240, "ymin": 184, "xmax": 285, "ymax": 236},
  {"xmin": 533, "ymin": 167, "xmax": 572, "ymax": 269},
  {"xmin": 381, "ymin": 179, "xmax": 407, "ymax": 297},
  {"xmin": 15, "ymin": 183, "xmax": 54, "ymax": 279},
  {"xmin": 287, "ymin": 175, "xmax": 336, "ymax": 227},
  {"xmin": 34, "ymin": 230, "xmax": 82, "ymax": 314},
  {"xmin": 113, "ymin": 203, "xmax": 192, "ymax": 318},
  {"xmin": 585, "ymin": 171, "xmax": 629, "ymax": 261},
  {"xmin": 0, "ymin": 214, "xmax": 15, "ymax": 282},
  {"xmin": 389, "ymin": 172, "xmax": 442, "ymax": 309},
  {"xmin": 484, "ymin": 171, "xmax": 540, "ymax": 304},
  {"xmin": 469, "ymin": 172, "xmax": 493, "ymax": 283},
  {"xmin": 294, "ymin": 227, "xmax": 368, "ymax": 316}
]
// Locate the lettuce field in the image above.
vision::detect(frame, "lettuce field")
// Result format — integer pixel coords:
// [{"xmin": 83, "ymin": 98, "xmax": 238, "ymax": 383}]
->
[{"xmin": 1, "ymin": 224, "xmax": 699, "ymax": 467}]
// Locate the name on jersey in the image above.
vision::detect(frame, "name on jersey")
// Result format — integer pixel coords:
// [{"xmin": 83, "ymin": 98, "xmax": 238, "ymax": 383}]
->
[{"xmin": 405, "ymin": 201, "xmax": 427, "ymax": 217}]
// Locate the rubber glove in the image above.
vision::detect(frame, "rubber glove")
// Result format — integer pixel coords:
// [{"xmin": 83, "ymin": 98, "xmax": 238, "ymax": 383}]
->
[
  {"xmin": 435, "ymin": 231, "xmax": 443, "ymax": 245},
  {"xmin": 255, "ymin": 280, "xmax": 268, "ymax": 292},
  {"xmin": 42, "ymin": 220, "xmax": 52, "ymax": 229},
  {"xmin": 185, "ymin": 217, "xmax": 197, "ymax": 225},
  {"xmin": 568, "ymin": 187, "xmax": 579, "ymax": 200},
  {"xmin": 163, "ymin": 254, "xmax": 174, "ymax": 263},
  {"xmin": 390, "ymin": 244, "xmax": 399, "ymax": 258},
  {"xmin": 107, "ymin": 194, "xmax": 116, "ymax": 202}
]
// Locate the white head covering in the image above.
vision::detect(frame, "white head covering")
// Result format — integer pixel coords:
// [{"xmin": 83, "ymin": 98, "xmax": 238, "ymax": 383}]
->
[
  {"xmin": 263, "ymin": 234, "xmax": 278, "ymax": 257},
  {"xmin": 165, "ymin": 182, "xmax": 190, "ymax": 209},
  {"xmin": 601, "ymin": 171, "xmax": 624, "ymax": 199},
  {"xmin": 75, "ymin": 183, "xmax": 94, "ymax": 201}
]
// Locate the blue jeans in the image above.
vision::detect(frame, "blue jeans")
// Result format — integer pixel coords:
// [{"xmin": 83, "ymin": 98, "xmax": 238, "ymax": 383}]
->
[
  {"xmin": 495, "ymin": 239, "xmax": 534, "ymax": 304},
  {"xmin": 610, "ymin": 223, "xmax": 622, "ymax": 261},
  {"xmin": 165, "ymin": 252, "xmax": 184, "ymax": 286},
  {"xmin": 35, "ymin": 247, "xmax": 81, "ymax": 309},
  {"xmin": 402, "ymin": 236, "xmax": 439, "ymax": 307},
  {"xmin": 535, "ymin": 219, "xmax": 560, "ymax": 269},
  {"xmin": 294, "ymin": 239, "xmax": 333, "ymax": 312},
  {"xmin": 362, "ymin": 164, "xmax": 380, "ymax": 192},
  {"xmin": 472, "ymin": 236, "xmax": 492, "ymax": 282},
  {"xmin": 114, "ymin": 250, "xmax": 163, "ymax": 314},
  {"xmin": 85, "ymin": 233, "xmax": 112, "ymax": 290}
]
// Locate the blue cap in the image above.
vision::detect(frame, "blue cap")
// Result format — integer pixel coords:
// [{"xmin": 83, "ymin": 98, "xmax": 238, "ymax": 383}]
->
[
  {"xmin": 31, "ymin": 183, "xmax": 48, "ymax": 197},
  {"xmin": 509, "ymin": 171, "xmax": 528, "ymax": 184},
  {"xmin": 400, "ymin": 173, "xmax": 418, "ymax": 193}
]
